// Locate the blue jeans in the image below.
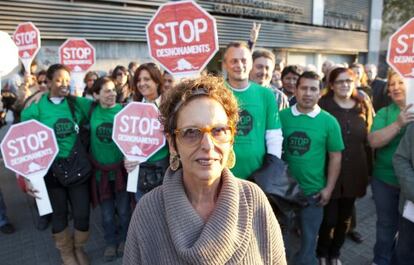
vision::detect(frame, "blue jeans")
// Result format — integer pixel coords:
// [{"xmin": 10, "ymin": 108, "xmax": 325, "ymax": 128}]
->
[
  {"xmin": 0, "ymin": 189, "xmax": 9, "ymax": 227},
  {"xmin": 100, "ymin": 190, "xmax": 131, "ymax": 246},
  {"xmin": 394, "ymin": 215, "xmax": 414, "ymax": 265},
  {"xmin": 371, "ymin": 178, "xmax": 400, "ymax": 265},
  {"xmin": 294, "ymin": 195, "xmax": 324, "ymax": 265}
]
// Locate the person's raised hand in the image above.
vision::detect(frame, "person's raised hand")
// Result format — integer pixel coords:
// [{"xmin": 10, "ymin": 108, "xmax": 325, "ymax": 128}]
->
[{"xmin": 250, "ymin": 22, "xmax": 261, "ymax": 43}]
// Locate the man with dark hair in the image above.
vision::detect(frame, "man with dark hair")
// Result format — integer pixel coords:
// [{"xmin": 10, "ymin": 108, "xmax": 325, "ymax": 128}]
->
[
  {"xmin": 279, "ymin": 71, "xmax": 343, "ymax": 265},
  {"xmin": 222, "ymin": 41, "xmax": 283, "ymax": 180},
  {"xmin": 365, "ymin": 63, "xmax": 390, "ymax": 112},
  {"xmin": 128, "ymin": 61, "xmax": 138, "ymax": 76},
  {"xmin": 281, "ymin": 65, "xmax": 303, "ymax": 106},
  {"xmin": 249, "ymin": 48, "xmax": 289, "ymax": 111},
  {"xmin": 162, "ymin": 71, "xmax": 175, "ymax": 93}
]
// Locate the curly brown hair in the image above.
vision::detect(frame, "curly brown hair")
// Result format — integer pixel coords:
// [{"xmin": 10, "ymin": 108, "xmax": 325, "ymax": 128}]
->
[{"xmin": 159, "ymin": 75, "xmax": 239, "ymax": 137}]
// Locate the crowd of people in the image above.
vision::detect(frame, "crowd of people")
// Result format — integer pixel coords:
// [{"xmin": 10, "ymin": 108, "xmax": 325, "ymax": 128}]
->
[{"xmin": 0, "ymin": 27, "xmax": 412, "ymax": 265}]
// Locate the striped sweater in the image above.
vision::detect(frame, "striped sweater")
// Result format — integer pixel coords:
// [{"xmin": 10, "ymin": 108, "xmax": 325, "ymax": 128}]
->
[{"xmin": 123, "ymin": 168, "xmax": 287, "ymax": 265}]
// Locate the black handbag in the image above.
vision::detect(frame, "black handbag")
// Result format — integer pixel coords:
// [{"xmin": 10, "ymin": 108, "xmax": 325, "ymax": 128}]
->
[
  {"xmin": 250, "ymin": 154, "xmax": 308, "ymax": 208},
  {"xmin": 51, "ymin": 137, "xmax": 92, "ymax": 186},
  {"xmin": 51, "ymin": 96, "xmax": 92, "ymax": 186},
  {"xmin": 138, "ymin": 157, "xmax": 169, "ymax": 193}
]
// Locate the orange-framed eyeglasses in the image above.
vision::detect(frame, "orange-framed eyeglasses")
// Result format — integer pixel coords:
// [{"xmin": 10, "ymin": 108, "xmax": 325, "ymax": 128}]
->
[{"xmin": 174, "ymin": 125, "xmax": 234, "ymax": 147}]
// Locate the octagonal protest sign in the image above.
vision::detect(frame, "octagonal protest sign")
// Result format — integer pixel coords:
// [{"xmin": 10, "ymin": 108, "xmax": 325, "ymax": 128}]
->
[
  {"xmin": 387, "ymin": 17, "xmax": 414, "ymax": 107},
  {"xmin": 59, "ymin": 38, "xmax": 96, "ymax": 95},
  {"xmin": 13, "ymin": 22, "xmax": 41, "ymax": 74},
  {"xmin": 1, "ymin": 120, "xmax": 58, "ymax": 215},
  {"xmin": 146, "ymin": 0, "xmax": 218, "ymax": 78},
  {"xmin": 112, "ymin": 102, "xmax": 166, "ymax": 192},
  {"xmin": 59, "ymin": 38, "xmax": 96, "ymax": 73}
]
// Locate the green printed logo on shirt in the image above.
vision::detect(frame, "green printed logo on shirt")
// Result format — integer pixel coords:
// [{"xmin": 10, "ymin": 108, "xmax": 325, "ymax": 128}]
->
[
  {"xmin": 287, "ymin": 131, "xmax": 311, "ymax": 156},
  {"xmin": 96, "ymin": 122, "xmax": 113, "ymax": 143},
  {"xmin": 54, "ymin": 118, "xmax": 75, "ymax": 138},
  {"xmin": 237, "ymin": 109, "xmax": 253, "ymax": 136}
]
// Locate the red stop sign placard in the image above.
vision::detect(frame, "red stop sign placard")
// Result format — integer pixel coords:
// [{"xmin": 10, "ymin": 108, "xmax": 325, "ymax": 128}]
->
[
  {"xmin": 112, "ymin": 102, "xmax": 166, "ymax": 161},
  {"xmin": 13, "ymin": 22, "xmax": 41, "ymax": 60},
  {"xmin": 59, "ymin": 38, "xmax": 96, "ymax": 72},
  {"xmin": 1, "ymin": 120, "xmax": 58, "ymax": 178},
  {"xmin": 387, "ymin": 17, "xmax": 414, "ymax": 78},
  {"xmin": 146, "ymin": 0, "xmax": 218, "ymax": 77}
]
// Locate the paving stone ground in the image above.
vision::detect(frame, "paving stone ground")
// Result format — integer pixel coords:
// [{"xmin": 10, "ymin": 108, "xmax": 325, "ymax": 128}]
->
[{"xmin": 0, "ymin": 116, "xmax": 376, "ymax": 265}]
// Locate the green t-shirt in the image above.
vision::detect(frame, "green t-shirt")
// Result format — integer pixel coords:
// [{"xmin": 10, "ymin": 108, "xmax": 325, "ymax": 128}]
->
[
  {"xmin": 371, "ymin": 103, "xmax": 405, "ymax": 186},
  {"xmin": 90, "ymin": 104, "xmax": 124, "ymax": 181},
  {"xmin": 227, "ymin": 82, "xmax": 281, "ymax": 179},
  {"xmin": 279, "ymin": 107, "xmax": 344, "ymax": 195},
  {"xmin": 21, "ymin": 94, "xmax": 92, "ymax": 158},
  {"xmin": 147, "ymin": 143, "xmax": 168, "ymax": 162}
]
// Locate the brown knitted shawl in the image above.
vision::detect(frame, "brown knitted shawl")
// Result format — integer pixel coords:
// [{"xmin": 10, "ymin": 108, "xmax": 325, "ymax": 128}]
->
[{"xmin": 123, "ymin": 168, "xmax": 287, "ymax": 265}]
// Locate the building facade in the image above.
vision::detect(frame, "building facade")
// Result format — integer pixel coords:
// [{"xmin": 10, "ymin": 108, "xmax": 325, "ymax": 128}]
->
[{"xmin": 0, "ymin": 0, "xmax": 381, "ymax": 74}]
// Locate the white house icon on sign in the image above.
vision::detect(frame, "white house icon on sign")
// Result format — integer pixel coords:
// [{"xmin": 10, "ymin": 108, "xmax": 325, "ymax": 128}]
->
[
  {"xmin": 173, "ymin": 59, "xmax": 198, "ymax": 71},
  {"xmin": 27, "ymin": 162, "xmax": 42, "ymax": 173}
]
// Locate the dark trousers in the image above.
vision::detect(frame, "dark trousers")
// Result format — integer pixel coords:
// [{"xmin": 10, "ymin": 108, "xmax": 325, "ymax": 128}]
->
[
  {"xmin": 47, "ymin": 180, "xmax": 90, "ymax": 233},
  {"xmin": 317, "ymin": 197, "xmax": 355, "ymax": 258},
  {"xmin": 395, "ymin": 215, "xmax": 414, "ymax": 265},
  {"xmin": 100, "ymin": 187, "xmax": 130, "ymax": 246}
]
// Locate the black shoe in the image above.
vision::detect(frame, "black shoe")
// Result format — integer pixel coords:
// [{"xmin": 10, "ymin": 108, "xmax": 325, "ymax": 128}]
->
[
  {"xmin": 0, "ymin": 223, "xmax": 15, "ymax": 234},
  {"xmin": 36, "ymin": 215, "xmax": 50, "ymax": 231},
  {"xmin": 348, "ymin": 230, "xmax": 363, "ymax": 243}
]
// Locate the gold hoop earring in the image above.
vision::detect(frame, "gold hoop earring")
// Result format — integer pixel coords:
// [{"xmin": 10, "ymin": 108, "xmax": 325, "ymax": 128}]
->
[
  {"xmin": 170, "ymin": 153, "xmax": 180, "ymax": 171},
  {"xmin": 227, "ymin": 148, "xmax": 236, "ymax": 169}
]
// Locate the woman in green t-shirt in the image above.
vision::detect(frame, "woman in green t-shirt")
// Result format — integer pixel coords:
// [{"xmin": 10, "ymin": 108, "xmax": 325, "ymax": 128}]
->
[
  {"xmin": 368, "ymin": 69, "xmax": 414, "ymax": 265},
  {"xmin": 89, "ymin": 76, "xmax": 131, "ymax": 261},
  {"xmin": 21, "ymin": 64, "xmax": 92, "ymax": 265},
  {"xmin": 124, "ymin": 63, "xmax": 169, "ymax": 202}
]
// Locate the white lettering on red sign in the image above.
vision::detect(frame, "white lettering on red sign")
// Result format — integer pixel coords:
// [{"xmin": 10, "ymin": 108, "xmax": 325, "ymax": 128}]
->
[
  {"xmin": 7, "ymin": 131, "xmax": 48, "ymax": 157},
  {"xmin": 396, "ymin": 34, "xmax": 414, "ymax": 54},
  {"xmin": 14, "ymin": 31, "xmax": 36, "ymax": 46},
  {"xmin": 119, "ymin": 116, "xmax": 160, "ymax": 135},
  {"xmin": 63, "ymin": 47, "xmax": 92, "ymax": 59},
  {"xmin": 154, "ymin": 18, "xmax": 208, "ymax": 46}
]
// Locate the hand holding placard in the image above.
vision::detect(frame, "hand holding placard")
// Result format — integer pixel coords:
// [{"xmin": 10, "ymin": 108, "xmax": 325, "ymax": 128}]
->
[
  {"xmin": 112, "ymin": 102, "xmax": 166, "ymax": 193},
  {"xmin": 0, "ymin": 120, "xmax": 59, "ymax": 216}
]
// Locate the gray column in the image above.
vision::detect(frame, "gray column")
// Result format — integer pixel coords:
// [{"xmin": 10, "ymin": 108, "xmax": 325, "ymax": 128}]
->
[{"xmin": 367, "ymin": 0, "xmax": 383, "ymax": 65}]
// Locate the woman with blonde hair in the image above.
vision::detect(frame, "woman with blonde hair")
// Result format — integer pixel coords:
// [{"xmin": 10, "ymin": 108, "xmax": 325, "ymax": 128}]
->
[{"xmin": 368, "ymin": 69, "xmax": 414, "ymax": 265}]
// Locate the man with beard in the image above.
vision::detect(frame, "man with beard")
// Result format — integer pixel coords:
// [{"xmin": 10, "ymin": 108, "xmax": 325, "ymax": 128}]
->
[
  {"xmin": 222, "ymin": 41, "xmax": 283, "ymax": 180},
  {"xmin": 249, "ymin": 48, "xmax": 289, "ymax": 111}
]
